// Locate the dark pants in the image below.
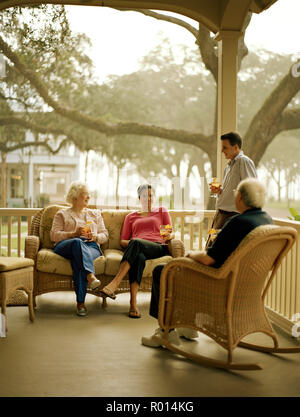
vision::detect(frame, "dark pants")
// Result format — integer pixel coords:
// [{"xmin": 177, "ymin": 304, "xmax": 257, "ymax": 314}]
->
[
  {"xmin": 149, "ymin": 264, "xmax": 166, "ymax": 319},
  {"xmin": 54, "ymin": 238, "xmax": 101, "ymax": 303},
  {"xmin": 122, "ymin": 239, "xmax": 169, "ymax": 285}
]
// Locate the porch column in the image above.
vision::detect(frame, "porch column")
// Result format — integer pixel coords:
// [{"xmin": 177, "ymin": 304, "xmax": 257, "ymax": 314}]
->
[{"xmin": 214, "ymin": 30, "xmax": 242, "ymax": 180}]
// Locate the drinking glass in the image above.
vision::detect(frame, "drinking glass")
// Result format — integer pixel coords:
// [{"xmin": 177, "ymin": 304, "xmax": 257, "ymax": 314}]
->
[
  {"xmin": 208, "ymin": 228, "xmax": 221, "ymax": 242},
  {"xmin": 81, "ymin": 221, "xmax": 94, "ymax": 241},
  {"xmin": 209, "ymin": 177, "xmax": 221, "ymax": 198},
  {"xmin": 160, "ymin": 224, "xmax": 173, "ymax": 238}
]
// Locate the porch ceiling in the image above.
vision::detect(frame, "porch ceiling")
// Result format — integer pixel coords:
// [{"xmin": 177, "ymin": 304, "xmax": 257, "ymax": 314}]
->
[{"xmin": 0, "ymin": 0, "xmax": 278, "ymax": 33}]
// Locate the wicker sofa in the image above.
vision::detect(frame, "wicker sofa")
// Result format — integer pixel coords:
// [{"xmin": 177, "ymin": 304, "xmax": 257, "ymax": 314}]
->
[{"xmin": 24, "ymin": 205, "xmax": 185, "ymax": 307}]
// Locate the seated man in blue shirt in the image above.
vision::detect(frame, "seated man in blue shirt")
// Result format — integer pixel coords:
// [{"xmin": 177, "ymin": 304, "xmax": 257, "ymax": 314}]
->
[{"xmin": 142, "ymin": 178, "xmax": 273, "ymax": 348}]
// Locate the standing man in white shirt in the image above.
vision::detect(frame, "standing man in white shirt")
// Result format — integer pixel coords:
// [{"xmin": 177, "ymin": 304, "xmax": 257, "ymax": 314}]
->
[{"xmin": 209, "ymin": 131, "xmax": 257, "ymax": 237}]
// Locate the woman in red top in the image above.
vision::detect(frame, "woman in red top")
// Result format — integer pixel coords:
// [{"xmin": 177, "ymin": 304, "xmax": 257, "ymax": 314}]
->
[{"xmin": 100, "ymin": 184, "xmax": 174, "ymax": 318}]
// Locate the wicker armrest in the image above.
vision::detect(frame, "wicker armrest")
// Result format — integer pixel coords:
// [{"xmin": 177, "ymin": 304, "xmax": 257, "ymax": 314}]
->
[
  {"xmin": 161, "ymin": 256, "xmax": 228, "ymax": 280},
  {"xmin": 25, "ymin": 235, "xmax": 40, "ymax": 262},
  {"xmin": 168, "ymin": 239, "xmax": 185, "ymax": 258}
]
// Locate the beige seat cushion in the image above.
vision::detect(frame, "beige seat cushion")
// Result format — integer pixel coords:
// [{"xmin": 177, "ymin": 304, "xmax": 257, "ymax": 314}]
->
[
  {"xmin": 37, "ymin": 249, "xmax": 106, "ymax": 276},
  {"xmin": 104, "ymin": 249, "xmax": 124, "ymax": 276},
  {"xmin": 103, "ymin": 249, "xmax": 172, "ymax": 278},
  {"xmin": 0, "ymin": 256, "xmax": 34, "ymax": 272}
]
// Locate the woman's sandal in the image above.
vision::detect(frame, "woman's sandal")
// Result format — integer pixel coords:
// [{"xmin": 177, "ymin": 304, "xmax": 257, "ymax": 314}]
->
[
  {"xmin": 99, "ymin": 286, "xmax": 116, "ymax": 300},
  {"xmin": 128, "ymin": 309, "xmax": 141, "ymax": 319}
]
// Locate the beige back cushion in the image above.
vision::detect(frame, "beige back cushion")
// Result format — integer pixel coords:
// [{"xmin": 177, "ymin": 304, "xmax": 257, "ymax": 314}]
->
[
  {"xmin": 39, "ymin": 206, "xmax": 132, "ymax": 251},
  {"xmin": 101, "ymin": 210, "xmax": 131, "ymax": 250},
  {"xmin": 40, "ymin": 205, "xmax": 66, "ymax": 249}
]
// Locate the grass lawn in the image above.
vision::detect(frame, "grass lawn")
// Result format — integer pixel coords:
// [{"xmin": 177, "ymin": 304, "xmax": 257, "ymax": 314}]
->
[
  {"xmin": 0, "ymin": 236, "xmax": 25, "ymax": 256},
  {"xmin": 0, "ymin": 223, "xmax": 28, "ymax": 235},
  {"xmin": 266, "ymin": 200, "xmax": 300, "ymax": 210},
  {"xmin": 0, "ymin": 222, "xmax": 27, "ymax": 256}
]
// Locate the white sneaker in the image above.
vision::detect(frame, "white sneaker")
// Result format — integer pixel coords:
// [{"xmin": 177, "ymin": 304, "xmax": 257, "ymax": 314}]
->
[
  {"xmin": 88, "ymin": 278, "xmax": 101, "ymax": 290},
  {"xmin": 76, "ymin": 306, "xmax": 87, "ymax": 316},
  {"xmin": 141, "ymin": 328, "xmax": 181, "ymax": 348},
  {"xmin": 178, "ymin": 328, "xmax": 198, "ymax": 340}
]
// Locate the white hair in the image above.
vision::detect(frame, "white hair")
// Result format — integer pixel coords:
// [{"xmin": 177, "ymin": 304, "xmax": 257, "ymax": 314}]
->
[
  {"xmin": 237, "ymin": 178, "xmax": 266, "ymax": 209},
  {"xmin": 65, "ymin": 181, "xmax": 87, "ymax": 205}
]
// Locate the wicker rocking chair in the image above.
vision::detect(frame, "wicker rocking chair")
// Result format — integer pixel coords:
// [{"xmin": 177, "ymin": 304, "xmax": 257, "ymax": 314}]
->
[{"xmin": 157, "ymin": 225, "xmax": 300, "ymax": 371}]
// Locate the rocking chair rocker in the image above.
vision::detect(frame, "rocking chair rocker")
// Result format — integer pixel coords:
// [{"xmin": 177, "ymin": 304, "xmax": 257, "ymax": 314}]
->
[{"xmin": 157, "ymin": 225, "xmax": 300, "ymax": 370}]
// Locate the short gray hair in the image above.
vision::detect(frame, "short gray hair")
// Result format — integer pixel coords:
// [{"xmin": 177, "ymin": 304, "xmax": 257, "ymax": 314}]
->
[
  {"xmin": 237, "ymin": 178, "xmax": 266, "ymax": 209},
  {"xmin": 65, "ymin": 181, "xmax": 87, "ymax": 205}
]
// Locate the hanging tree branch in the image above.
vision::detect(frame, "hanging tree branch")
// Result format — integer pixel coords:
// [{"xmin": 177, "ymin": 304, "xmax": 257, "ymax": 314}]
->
[
  {"xmin": 0, "ymin": 33, "xmax": 212, "ymax": 154},
  {"xmin": 115, "ymin": 8, "xmax": 199, "ymax": 38},
  {"xmin": 243, "ymin": 60, "xmax": 300, "ymax": 163},
  {"xmin": 0, "ymin": 136, "xmax": 70, "ymax": 154}
]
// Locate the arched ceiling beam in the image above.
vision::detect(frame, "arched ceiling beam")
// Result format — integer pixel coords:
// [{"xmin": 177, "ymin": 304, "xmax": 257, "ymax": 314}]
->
[
  {"xmin": 219, "ymin": 0, "xmax": 252, "ymax": 31},
  {"xmin": 0, "ymin": 0, "xmax": 278, "ymax": 34}
]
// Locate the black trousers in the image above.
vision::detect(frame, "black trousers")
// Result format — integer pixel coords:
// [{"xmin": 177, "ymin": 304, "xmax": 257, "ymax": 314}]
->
[
  {"xmin": 149, "ymin": 264, "xmax": 166, "ymax": 319},
  {"xmin": 122, "ymin": 239, "xmax": 169, "ymax": 285}
]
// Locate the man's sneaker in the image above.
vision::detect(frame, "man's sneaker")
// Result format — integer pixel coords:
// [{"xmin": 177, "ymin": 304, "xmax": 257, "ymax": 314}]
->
[
  {"xmin": 141, "ymin": 328, "xmax": 181, "ymax": 348},
  {"xmin": 178, "ymin": 328, "xmax": 199, "ymax": 340}
]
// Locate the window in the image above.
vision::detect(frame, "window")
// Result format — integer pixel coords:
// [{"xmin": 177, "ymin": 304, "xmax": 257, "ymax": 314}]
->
[{"xmin": 10, "ymin": 169, "xmax": 24, "ymax": 198}]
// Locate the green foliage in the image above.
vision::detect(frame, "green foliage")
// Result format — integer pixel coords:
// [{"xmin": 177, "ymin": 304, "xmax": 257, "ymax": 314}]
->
[
  {"xmin": 238, "ymin": 48, "xmax": 300, "ymax": 135},
  {"xmin": 100, "ymin": 37, "xmax": 215, "ymax": 132},
  {"xmin": 288, "ymin": 208, "xmax": 300, "ymax": 221},
  {"xmin": 0, "ymin": 5, "xmax": 94, "ymax": 111},
  {"xmin": 259, "ymin": 133, "xmax": 300, "ymax": 201},
  {"xmin": 0, "ymin": 6, "xmax": 299, "ymax": 208}
]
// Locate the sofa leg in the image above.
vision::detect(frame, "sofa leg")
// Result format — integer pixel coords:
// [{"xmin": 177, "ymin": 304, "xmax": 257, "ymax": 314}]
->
[{"xmin": 101, "ymin": 297, "xmax": 107, "ymax": 309}]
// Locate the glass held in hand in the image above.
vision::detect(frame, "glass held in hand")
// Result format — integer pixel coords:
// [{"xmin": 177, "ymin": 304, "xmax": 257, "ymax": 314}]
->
[
  {"xmin": 82, "ymin": 221, "xmax": 92, "ymax": 234},
  {"xmin": 209, "ymin": 177, "xmax": 221, "ymax": 198},
  {"xmin": 81, "ymin": 221, "xmax": 94, "ymax": 241},
  {"xmin": 208, "ymin": 228, "xmax": 221, "ymax": 242},
  {"xmin": 160, "ymin": 224, "xmax": 173, "ymax": 238}
]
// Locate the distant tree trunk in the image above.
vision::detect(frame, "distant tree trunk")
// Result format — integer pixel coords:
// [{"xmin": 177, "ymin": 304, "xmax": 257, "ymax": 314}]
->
[
  {"xmin": 1, "ymin": 151, "xmax": 7, "ymax": 207},
  {"xmin": 115, "ymin": 165, "xmax": 120, "ymax": 209},
  {"xmin": 277, "ymin": 170, "xmax": 282, "ymax": 202},
  {"xmin": 84, "ymin": 151, "xmax": 89, "ymax": 184}
]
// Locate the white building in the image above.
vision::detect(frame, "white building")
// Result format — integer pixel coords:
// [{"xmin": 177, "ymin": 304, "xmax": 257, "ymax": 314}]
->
[{"xmin": 3, "ymin": 131, "xmax": 81, "ymax": 207}]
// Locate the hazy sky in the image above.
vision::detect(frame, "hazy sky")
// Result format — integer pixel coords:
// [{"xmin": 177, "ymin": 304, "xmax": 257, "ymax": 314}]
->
[{"xmin": 66, "ymin": 0, "xmax": 300, "ymax": 82}]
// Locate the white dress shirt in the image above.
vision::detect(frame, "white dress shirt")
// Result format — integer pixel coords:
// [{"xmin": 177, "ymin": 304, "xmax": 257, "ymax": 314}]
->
[{"xmin": 216, "ymin": 151, "xmax": 257, "ymax": 212}]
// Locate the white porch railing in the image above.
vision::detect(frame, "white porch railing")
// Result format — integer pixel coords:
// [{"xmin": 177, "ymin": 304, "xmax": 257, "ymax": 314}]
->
[
  {"xmin": 265, "ymin": 218, "xmax": 300, "ymax": 337},
  {"xmin": 0, "ymin": 208, "xmax": 40, "ymax": 257},
  {"xmin": 0, "ymin": 207, "xmax": 299, "ymax": 338}
]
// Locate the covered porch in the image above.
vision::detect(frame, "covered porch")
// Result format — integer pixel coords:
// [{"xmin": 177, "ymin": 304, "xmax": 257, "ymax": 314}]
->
[
  {"xmin": 1, "ymin": 0, "xmax": 300, "ymax": 398},
  {"xmin": 1, "ymin": 289, "xmax": 300, "ymax": 397},
  {"xmin": 1, "ymin": 207, "xmax": 300, "ymax": 343}
]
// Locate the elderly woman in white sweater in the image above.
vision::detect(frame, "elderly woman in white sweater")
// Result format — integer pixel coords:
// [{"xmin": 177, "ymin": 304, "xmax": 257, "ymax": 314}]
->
[{"xmin": 50, "ymin": 181, "xmax": 108, "ymax": 316}]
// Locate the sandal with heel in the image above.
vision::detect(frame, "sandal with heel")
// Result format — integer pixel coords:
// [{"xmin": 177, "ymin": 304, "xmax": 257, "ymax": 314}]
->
[{"xmin": 99, "ymin": 286, "xmax": 116, "ymax": 300}]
